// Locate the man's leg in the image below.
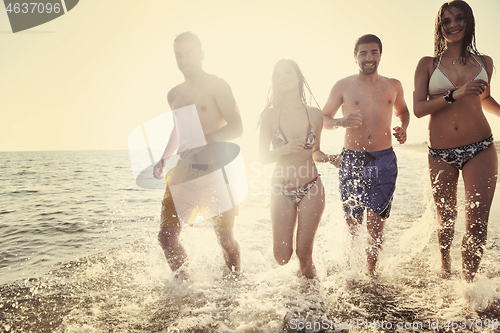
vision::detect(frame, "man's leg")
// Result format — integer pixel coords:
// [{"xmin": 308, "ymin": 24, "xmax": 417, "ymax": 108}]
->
[
  {"xmin": 159, "ymin": 182, "xmax": 189, "ymax": 273},
  {"xmin": 345, "ymin": 212, "xmax": 364, "ymax": 268},
  {"xmin": 340, "ymin": 154, "xmax": 364, "ymax": 258},
  {"xmin": 366, "ymin": 210, "xmax": 386, "ymax": 276},
  {"xmin": 214, "ymin": 209, "xmax": 240, "ymax": 272},
  {"xmin": 346, "ymin": 214, "xmax": 364, "ymax": 237},
  {"xmin": 158, "ymin": 226, "xmax": 187, "ymax": 272}
]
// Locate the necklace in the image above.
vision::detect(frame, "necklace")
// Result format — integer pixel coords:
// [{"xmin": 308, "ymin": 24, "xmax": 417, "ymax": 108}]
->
[{"xmin": 444, "ymin": 53, "xmax": 461, "ymax": 65}]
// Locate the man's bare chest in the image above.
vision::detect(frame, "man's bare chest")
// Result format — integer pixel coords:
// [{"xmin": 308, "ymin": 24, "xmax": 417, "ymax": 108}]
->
[
  {"xmin": 343, "ymin": 85, "xmax": 396, "ymax": 110},
  {"xmin": 171, "ymin": 90, "xmax": 217, "ymax": 114}
]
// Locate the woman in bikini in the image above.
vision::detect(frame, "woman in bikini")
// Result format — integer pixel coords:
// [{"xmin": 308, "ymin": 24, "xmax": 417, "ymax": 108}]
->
[
  {"xmin": 414, "ymin": 0, "xmax": 500, "ymax": 282},
  {"xmin": 259, "ymin": 59, "xmax": 337, "ymax": 278}
]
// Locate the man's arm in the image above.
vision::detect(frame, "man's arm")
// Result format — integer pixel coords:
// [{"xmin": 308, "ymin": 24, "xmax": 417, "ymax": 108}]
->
[
  {"xmin": 153, "ymin": 89, "xmax": 180, "ymax": 179},
  {"xmin": 322, "ymin": 79, "xmax": 362, "ymax": 129},
  {"xmin": 392, "ymin": 79, "xmax": 410, "ymax": 144},
  {"xmin": 206, "ymin": 78, "xmax": 243, "ymax": 142},
  {"xmin": 310, "ymin": 108, "xmax": 339, "ymax": 165}
]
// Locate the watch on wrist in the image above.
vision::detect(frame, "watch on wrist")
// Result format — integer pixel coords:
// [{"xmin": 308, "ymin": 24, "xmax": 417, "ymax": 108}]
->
[{"xmin": 443, "ymin": 89, "xmax": 456, "ymax": 103}]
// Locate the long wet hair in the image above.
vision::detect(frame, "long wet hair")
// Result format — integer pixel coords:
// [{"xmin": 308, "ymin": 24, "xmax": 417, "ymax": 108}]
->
[
  {"xmin": 265, "ymin": 59, "xmax": 306, "ymax": 109},
  {"xmin": 434, "ymin": 0, "xmax": 485, "ymax": 66},
  {"xmin": 258, "ymin": 59, "xmax": 320, "ymax": 126}
]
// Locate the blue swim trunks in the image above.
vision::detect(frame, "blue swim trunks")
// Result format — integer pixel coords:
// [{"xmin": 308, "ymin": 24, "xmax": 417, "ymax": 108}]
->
[{"xmin": 339, "ymin": 147, "xmax": 397, "ymax": 220}]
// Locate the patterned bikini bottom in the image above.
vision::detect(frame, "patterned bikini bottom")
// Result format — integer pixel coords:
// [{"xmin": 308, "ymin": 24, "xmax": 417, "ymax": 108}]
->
[{"xmin": 428, "ymin": 135, "xmax": 494, "ymax": 170}]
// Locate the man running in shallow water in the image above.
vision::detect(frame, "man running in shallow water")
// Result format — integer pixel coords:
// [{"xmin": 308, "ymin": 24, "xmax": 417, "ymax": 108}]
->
[
  {"xmin": 322, "ymin": 34, "xmax": 410, "ymax": 276},
  {"xmin": 153, "ymin": 32, "xmax": 243, "ymax": 277}
]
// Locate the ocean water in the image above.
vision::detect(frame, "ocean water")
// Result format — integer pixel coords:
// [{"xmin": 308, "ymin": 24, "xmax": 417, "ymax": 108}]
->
[{"xmin": 1, "ymin": 147, "xmax": 500, "ymax": 333}]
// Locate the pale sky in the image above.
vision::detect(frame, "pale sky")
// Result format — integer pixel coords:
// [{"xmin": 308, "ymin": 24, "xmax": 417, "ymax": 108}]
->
[{"xmin": 1, "ymin": 0, "xmax": 500, "ymax": 156}]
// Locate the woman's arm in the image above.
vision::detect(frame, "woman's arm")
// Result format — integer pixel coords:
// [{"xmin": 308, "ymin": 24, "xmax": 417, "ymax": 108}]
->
[
  {"xmin": 258, "ymin": 109, "xmax": 304, "ymax": 164},
  {"xmin": 413, "ymin": 57, "xmax": 449, "ymax": 118},
  {"xmin": 414, "ymin": 56, "xmax": 489, "ymax": 118},
  {"xmin": 481, "ymin": 55, "xmax": 500, "ymax": 117}
]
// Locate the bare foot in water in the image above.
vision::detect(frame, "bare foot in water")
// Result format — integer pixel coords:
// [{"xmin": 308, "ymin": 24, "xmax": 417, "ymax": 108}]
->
[
  {"xmin": 173, "ymin": 267, "xmax": 190, "ymax": 282},
  {"xmin": 222, "ymin": 266, "xmax": 240, "ymax": 281},
  {"xmin": 439, "ymin": 270, "xmax": 452, "ymax": 279},
  {"xmin": 298, "ymin": 261, "xmax": 317, "ymax": 279}
]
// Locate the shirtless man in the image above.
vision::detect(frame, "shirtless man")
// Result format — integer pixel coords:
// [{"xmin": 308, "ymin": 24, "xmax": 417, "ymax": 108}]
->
[
  {"xmin": 153, "ymin": 32, "xmax": 243, "ymax": 276},
  {"xmin": 322, "ymin": 34, "xmax": 410, "ymax": 275}
]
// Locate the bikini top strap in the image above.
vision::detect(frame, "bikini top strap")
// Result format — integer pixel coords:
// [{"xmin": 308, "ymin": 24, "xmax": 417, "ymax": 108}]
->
[
  {"xmin": 304, "ymin": 105, "xmax": 311, "ymax": 125},
  {"xmin": 470, "ymin": 54, "xmax": 482, "ymax": 68},
  {"xmin": 437, "ymin": 53, "xmax": 443, "ymax": 67}
]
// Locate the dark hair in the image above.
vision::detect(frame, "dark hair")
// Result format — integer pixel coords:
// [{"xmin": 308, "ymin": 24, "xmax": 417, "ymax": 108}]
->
[
  {"xmin": 434, "ymin": 0, "xmax": 484, "ymax": 66},
  {"xmin": 174, "ymin": 31, "xmax": 202, "ymax": 50},
  {"xmin": 354, "ymin": 34, "xmax": 382, "ymax": 55}
]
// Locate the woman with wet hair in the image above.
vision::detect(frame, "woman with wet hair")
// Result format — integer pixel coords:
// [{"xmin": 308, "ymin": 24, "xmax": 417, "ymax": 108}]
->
[
  {"xmin": 258, "ymin": 59, "xmax": 337, "ymax": 278},
  {"xmin": 414, "ymin": 0, "xmax": 500, "ymax": 282}
]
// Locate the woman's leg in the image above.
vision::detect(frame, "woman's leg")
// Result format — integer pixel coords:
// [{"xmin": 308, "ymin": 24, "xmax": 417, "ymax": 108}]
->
[
  {"xmin": 296, "ymin": 179, "xmax": 325, "ymax": 278},
  {"xmin": 461, "ymin": 145, "xmax": 498, "ymax": 282},
  {"xmin": 429, "ymin": 155, "xmax": 459, "ymax": 276},
  {"xmin": 271, "ymin": 188, "xmax": 299, "ymax": 265}
]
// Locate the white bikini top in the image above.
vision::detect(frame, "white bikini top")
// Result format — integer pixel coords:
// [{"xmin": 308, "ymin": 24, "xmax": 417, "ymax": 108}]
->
[{"xmin": 428, "ymin": 54, "xmax": 488, "ymax": 96}]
